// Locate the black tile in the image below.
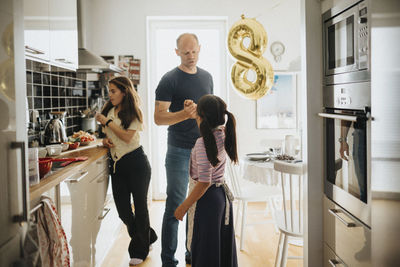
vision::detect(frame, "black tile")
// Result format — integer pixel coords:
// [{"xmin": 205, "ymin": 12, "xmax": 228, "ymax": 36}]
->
[
  {"xmin": 51, "ymin": 75, "xmax": 58, "ymax": 86},
  {"xmin": 52, "ymin": 87, "xmax": 59, "ymax": 96},
  {"xmin": 52, "ymin": 98, "xmax": 59, "ymax": 108},
  {"xmin": 26, "ymin": 84, "xmax": 32, "ymax": 96},
  {"xmin": 43, "ymin": 74, "xmax": 50, "ymax": 85},
  {"xmin": 66, "ymin": 117, "xmax": 73, "ymax": 126},
  {"xmin": 34, "ymin": 98, "xmax": 42, "ymax": 109},
  {"xmin": 66, "ymin": 88, "xmax": 72, "ymax": 97},
  {"xmin": 27, "ymin": 97, "xmax": 33, "ymax": 109},
  {"xmin": 32, "ymin": 61, "xmax": 42, "ymax": 72},
  {"xmin": 43, "ymin": 86, "xmax": 50, "ymax": 96},
  {"xmin": 33, "ymin": 72, "xmax": 41, "ymax": 84},
  {"xmin": 65, "ymin": 98, "xmax": 70, "ymax": 106},
  {"xmin": 26, "ymin": 71, "xmax": 32, "ymax": 84},
  {"xmin": 79, "ymin": 98, "xmax": 86, "ymax": 106},
  {"xmin": 33, "ymin": 85, "xmax": 42, "ymax": 97},
  {"xmin": 43, "ymin": 98, "xmax": 51, "ymax": 108},
  {"xmin": 60, "ymin": 98, "xmax": 65, "ymax": 107},
  {"xmin": 59, "ymin": 87, "xmax": 66, "ymax": 97}
]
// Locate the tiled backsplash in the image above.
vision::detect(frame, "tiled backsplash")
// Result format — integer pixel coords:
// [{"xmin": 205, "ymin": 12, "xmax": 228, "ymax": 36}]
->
[{"xmin": 26, "ymin": 60, "xmax": 88, "ymax": 145}]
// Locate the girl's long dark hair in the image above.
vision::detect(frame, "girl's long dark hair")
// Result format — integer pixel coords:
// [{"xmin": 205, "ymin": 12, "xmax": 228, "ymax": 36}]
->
[
  {"xmin": 197, "ymin": 95, "xmax": 238, "ymax": 166},
  {"xmin": 101, "ymin": 76, "xmax": 143, "ymax": 129}
]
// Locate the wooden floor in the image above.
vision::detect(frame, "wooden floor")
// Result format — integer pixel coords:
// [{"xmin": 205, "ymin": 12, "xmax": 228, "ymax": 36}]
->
[{"xmin": 101, "ymin": 201, "xmax": 303, "ymax": 267}]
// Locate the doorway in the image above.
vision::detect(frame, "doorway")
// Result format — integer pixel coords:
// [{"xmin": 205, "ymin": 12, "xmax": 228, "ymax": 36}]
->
[{"xmin": 146, "ymin": 16, "xmax": 228, "ymax": 199}]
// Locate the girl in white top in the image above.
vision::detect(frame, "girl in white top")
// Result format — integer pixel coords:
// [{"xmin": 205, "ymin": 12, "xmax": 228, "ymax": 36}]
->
[{"xmin": 95, "ymin": 76, "xmax": 157, "ymax": 266}]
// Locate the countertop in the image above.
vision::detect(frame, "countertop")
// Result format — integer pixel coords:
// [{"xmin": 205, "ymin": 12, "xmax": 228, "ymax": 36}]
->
[{"xmin": 29, "ymin": 140, "xmax": 109, "ymax": 201}]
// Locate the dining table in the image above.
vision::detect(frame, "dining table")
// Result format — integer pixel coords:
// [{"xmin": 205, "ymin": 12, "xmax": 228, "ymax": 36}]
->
[
  {"xmin": 240, "ymin": 153, "xmax": 304, "ymax": 246},
  {"xmin": 241, "ymin": 157, "xmax": 279, "ymax": 186}
]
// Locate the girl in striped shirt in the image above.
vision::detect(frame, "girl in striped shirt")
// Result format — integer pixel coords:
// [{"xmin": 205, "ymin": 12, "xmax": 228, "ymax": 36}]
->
[{"xmin": 174, "ymin": 94, "xmax": 238, "ymax": 267}]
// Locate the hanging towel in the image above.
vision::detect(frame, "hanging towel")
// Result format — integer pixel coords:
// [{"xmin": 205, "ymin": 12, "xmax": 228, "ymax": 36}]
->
[
  {"xmin": 36, "ymin": 196, "xmax": 70, "ymax": 267},
  {"xmin": 23, "ymin": 221, "xmax": 40, "ymax": 267}
]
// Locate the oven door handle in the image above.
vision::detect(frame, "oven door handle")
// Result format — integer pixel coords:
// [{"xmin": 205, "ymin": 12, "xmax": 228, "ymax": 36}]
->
[{"xmin": 318, "ymin": 112, "xmax": 358, "ymax": 122}]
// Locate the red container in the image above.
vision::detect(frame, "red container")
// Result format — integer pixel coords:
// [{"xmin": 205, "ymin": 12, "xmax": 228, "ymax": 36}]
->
[
  {"xmin": 69, "ymin": 142, "xmax": 80, "ymax": 150},
  {"xmin": 38, "ymin": 159, "xmax": 52, "ymax": 178}
]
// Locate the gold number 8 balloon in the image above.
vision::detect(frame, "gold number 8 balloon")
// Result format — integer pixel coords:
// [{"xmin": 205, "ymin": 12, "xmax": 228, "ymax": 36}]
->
[{"xmin": 227, "ymin": 15, "xmax": 274, "ymax": 100}]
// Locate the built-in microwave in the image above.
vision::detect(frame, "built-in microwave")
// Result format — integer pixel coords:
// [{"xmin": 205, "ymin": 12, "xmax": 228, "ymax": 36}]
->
[{"xmin": 323, "ymin": 0, "xmax": 370, "ymax": 85}]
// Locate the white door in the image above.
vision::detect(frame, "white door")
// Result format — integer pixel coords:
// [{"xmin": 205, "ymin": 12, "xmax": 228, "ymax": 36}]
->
[
  {"xmin": 0, "ymin": 0, "xmax": 29, "ymax": 265},
  {"xmin": 146, "ymin": 17, "xmax": 228, "ymax": 199}
]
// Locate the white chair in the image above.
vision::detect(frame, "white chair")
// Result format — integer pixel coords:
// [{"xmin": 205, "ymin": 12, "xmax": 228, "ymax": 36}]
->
[
  {"xmin": 225, "ymin": 161, "xmax": 281, "ymax": 251},
  {"xmin": 273, "ymin": 160, "xmax": 306, "ymax": 267}
]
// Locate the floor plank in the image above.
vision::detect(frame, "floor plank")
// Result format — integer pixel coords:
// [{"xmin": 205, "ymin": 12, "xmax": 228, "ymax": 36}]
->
[{"xmin": 101, "ymin": 201, "xmax": 303, "ymax": 267}]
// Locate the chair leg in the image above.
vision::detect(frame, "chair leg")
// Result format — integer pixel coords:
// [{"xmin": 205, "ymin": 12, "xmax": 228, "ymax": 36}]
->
[
  {"xmin": 274, "ymin": 232, "xmax": 283, "ymax": 267},
  {"xmin": 271, "ymin": 196, "xmax": 280, "ymax": 233},
  {"xmin": 234, "ymin": 200, "xmax": 241, "ymax": 233},
  {"xmin": 240, "ymin": 201, "xmax": 247, "ymax": 251},
  {"xmin": 280, "ymin": 234, "xmax": 289, "ymax": 267}
]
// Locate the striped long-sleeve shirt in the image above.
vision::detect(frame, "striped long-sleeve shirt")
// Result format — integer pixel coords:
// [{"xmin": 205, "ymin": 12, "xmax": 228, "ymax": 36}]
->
[{"xmin": 190, "ymin": 127, "xmax": 226, "ymax": 183}]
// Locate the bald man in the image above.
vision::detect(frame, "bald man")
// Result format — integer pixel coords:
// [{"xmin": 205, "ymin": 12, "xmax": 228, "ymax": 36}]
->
[{"xmin": 154, "ymin": 33, "xmax": 213, "ymax": 267}]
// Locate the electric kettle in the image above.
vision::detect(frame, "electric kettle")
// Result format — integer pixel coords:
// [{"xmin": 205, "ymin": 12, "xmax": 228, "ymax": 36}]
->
[{"xmin": 44, "ymin": 111, "xmax": 68, "ymax": 145}]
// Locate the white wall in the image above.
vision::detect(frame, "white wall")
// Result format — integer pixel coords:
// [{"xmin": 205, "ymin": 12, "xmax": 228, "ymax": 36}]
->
[{"xmin": 84, "ymin": 0, "xmax": 302, "ymax": 157}]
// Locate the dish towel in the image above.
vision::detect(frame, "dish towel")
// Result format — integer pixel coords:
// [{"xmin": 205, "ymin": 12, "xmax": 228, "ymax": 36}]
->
[{"xmin": 36, "ymin": 196, "xmax": 70, "ymax": 267}]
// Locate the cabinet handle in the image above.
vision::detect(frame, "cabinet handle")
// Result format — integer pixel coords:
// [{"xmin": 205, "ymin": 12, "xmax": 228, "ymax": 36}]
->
[
  {"xmin": 328, "ymin": 259, "xmax": 344, "ymax": 266},
  {"xmin": 11, "ymin": 142, "xmax": 28, "ymax": 223},
  {"xmin": 98, "ymin": 208, "xmax": 110, "ymax": 220},
  {"xmin": 55, "ymin": 58, "xmax": 73, "ymax": 64},
  {"xmin": 24, "ymin": 45, "xmax": 44, "ymax": 55},
  {"xmin": 328, "ymin": 209, "xmax": 357, "ymax": 228},
  {"xmin": 65, "ymin": 171, "xmax": 88, "ymax": 183}
]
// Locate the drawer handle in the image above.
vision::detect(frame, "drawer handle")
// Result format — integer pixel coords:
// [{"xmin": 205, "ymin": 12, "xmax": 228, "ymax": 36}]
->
[
  {"xmin": 328, "ymin": 209, "xmax": 356, "ymax": 228},
  {"xmin": 98, "ymin": 208, "xmax": 110, "ymax": 220},
  {"xmin": 97, "ymin": 175, "xmax": 109, "ymax": 183},
  {"xmin": 65, "ymin": 171, "xmax": 88, "ymax": 183},
  {"xmin": 25, "ymin": 45, "xmax": 44, "ymax": 55},
  {"xmin": 328, "ymin": 259, "xmax": 344, "ymax": 266}
]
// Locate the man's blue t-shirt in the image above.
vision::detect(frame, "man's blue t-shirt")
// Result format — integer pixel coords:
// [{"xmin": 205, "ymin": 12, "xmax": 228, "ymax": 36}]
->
[{"xmin": 155, "ymin": 67, "xmax": 213, "ymax": 149}]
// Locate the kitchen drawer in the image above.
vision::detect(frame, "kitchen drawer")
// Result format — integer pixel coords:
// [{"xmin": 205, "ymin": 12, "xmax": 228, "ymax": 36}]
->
[
  {"xmin": 324, "ymin": 243, "xmax": 347, "ymax": 267},
  {"xmin": 93, "ymin": 155, "xmax": 109, "ymax": 175},
  {"xmin": 324, "ymin": 196, "xmax": 371, "ymax": 267},
  {"xmin": 91, "ymin": 199, "xmax": 121, "ymax": 266},
  {"xmin": 89, "ymin": 169, "xmax": 109, "ymax": 221}
]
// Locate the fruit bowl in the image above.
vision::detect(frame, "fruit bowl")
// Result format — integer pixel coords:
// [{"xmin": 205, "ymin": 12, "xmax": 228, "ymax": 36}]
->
[{"xmin": 38, "ymin": 159, "xmax": 52, "ymax": 178}]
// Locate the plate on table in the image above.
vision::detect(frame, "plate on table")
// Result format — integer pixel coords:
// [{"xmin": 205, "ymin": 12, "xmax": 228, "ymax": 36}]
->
[{"xmin": 245, "ymin": 153, "xmax": 271, "ymax": 161}]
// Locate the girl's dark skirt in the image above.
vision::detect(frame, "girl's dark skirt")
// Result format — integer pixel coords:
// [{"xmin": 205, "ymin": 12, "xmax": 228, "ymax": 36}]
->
[{"xmin": 191, "ymin": 184, "xmax": 238, "ymax": 267}]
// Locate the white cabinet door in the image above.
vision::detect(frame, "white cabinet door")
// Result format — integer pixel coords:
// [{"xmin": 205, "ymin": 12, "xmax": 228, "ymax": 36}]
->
[
  {"xmin": 23, "ymin": 0, "xmax": 50, "ymax": 62},
  {"xmin": 49, "ymin": 0, "xmax": 78, "ymax": 70},
  {"xmin": 65, "ymin": 169, "xmax": 96, "ymax": 267}
]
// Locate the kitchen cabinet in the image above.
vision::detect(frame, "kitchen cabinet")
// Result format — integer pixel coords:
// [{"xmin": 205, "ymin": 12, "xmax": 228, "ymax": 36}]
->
[
  {"xmin": 49, "ymin": 0, "xmax": 78, "ymax": 70},
  {"xmin": 23, "ymin": 0, "xmax": 51, "ymax": 62},
  {"xmin": 61, "ymin": 154, "xmax": 121, "ymax": 267},
  {"xmin": 24, "ymin": 0, "xmax": 78, "ymax": 70},
  {"xmin": 323, "ymin": 196, "xmax": 371, "ymax": 267}
]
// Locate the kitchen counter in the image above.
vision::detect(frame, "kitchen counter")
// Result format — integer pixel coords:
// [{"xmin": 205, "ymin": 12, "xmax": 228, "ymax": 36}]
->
[{"xmin": 29, "ymin": 140, "xmax": 108, "ymax": 201}]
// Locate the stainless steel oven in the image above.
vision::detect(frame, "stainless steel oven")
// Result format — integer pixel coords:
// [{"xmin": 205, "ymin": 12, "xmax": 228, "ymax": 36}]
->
[
  {"xmin": 323, "ymin": 0, "xmax": 370, "ymax": 85},
  {"xmin": 319, "ymin": 82, "xmax": 371, "ymax": 227}
]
